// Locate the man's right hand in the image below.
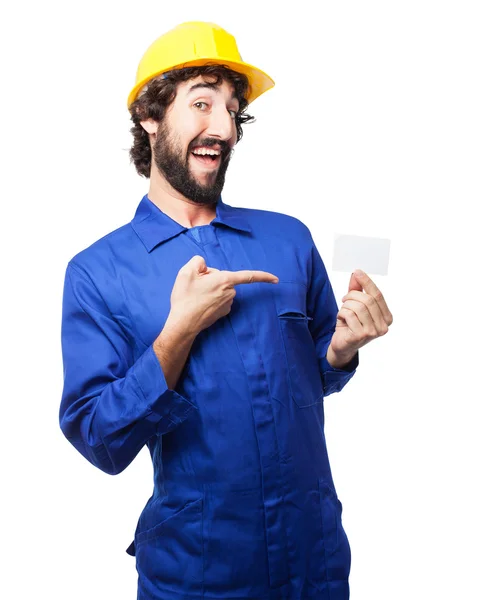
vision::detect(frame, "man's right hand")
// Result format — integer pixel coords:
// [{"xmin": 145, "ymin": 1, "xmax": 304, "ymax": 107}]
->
[{"xmin": 167, "ymin": 255, "xmax": 279, "ymax": 335}]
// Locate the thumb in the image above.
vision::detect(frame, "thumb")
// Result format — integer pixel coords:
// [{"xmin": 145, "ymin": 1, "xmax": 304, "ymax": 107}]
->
[
  {"xmin": 348, "ymin": 271, "xmax": 363, "ymax": 293},
  {"xmin": 187, "ymin": 255, "xmax": 208, "ymax": 274}
]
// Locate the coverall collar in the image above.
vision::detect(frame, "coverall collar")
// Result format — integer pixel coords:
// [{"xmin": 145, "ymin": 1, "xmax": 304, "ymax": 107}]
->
[{"xmin": 131, "ymin": 194, "xmax": 252, "ymax": 253}]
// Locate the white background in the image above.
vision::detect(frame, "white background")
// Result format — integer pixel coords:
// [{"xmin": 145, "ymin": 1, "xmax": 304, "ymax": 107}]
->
[{"xmin": 2, "ymin": 1, "xmax": 478, "ymax": 598}]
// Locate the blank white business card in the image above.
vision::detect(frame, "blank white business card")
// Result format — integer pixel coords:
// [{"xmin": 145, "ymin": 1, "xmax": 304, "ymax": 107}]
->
[{"xmin": 332, "ymin": 233, "xmax": 391, "ymax": 276}]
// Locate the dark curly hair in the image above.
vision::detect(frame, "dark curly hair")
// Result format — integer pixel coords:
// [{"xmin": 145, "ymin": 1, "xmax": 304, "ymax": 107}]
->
[{"xmin": 128, "ymin": 64, "xmax": 255, "ymax": 178}]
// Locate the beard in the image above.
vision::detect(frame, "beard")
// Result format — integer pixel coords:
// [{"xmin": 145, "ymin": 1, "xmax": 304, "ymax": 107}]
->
[{"xmin": 152, "ymin": 120, "xmax": 233, "ymax": 206}]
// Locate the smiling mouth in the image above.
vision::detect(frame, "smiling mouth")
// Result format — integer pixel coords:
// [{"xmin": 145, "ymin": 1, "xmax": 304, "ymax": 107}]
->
[{"xmin": 190, "ymin": 151, "xmax": 221, "ymax": 168}]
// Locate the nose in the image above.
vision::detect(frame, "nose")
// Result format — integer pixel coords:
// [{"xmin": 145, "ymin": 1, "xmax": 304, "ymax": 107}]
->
[{"xmin": 205, "ymin": 105, "xmax": 236, "ymax": 144}]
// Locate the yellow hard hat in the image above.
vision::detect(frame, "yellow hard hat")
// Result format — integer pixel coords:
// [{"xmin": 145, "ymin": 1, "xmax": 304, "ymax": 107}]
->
[{"xmin": 127, "ymin": 21, "xmax": 275, "ymax": 108}]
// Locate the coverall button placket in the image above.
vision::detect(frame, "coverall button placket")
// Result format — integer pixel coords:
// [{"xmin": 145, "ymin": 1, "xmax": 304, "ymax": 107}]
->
[{"xmin": 188, "ymin": 224, "xmax": 290, "ymax": 589}]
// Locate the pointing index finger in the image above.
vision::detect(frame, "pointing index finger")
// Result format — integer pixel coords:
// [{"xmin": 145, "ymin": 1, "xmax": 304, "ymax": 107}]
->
[{"xmin": 226, "ymin": 270, "xmax": 279, "ymax": 285}]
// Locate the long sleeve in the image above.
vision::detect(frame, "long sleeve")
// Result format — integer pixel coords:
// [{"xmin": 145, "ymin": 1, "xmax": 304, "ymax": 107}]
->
[
  {"xmin": 306, "ymin": 234, "xmax": 359, "ymax": 397},
  {"xmin": 59, "ymin": 262, "xmax": 196, "ymax": 475}
]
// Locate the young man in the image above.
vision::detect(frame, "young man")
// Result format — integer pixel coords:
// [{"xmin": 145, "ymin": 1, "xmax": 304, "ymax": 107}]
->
[{"xmin": 59, "ymin": 21, "xmax": 393, "ymax": 600}]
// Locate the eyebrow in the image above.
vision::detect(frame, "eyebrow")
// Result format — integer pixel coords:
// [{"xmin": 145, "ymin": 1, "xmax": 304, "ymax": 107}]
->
[{"xmin": 186, "ymin": 82, "xmax": 238, "ymax": 102}]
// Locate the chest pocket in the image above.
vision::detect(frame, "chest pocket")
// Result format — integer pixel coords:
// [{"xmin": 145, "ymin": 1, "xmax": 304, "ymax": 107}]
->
[{"xmin": 275, "ymin": 282, "xmax": 324, "ymax": 407}]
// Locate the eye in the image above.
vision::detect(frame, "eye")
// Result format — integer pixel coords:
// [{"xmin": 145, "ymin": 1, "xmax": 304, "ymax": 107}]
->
[
  {"xmin": 228, "ymin": 109, "xmax": 238, "ymax": 119},
  {"xmin": 193, "ymin": 101, "xmax": 209, "ymax": 111}
]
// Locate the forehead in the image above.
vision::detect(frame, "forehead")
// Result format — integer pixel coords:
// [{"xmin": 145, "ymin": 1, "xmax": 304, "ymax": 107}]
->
[{"xmin": 176, "ymin": 75, "xmax": 238, "ymax": 102}]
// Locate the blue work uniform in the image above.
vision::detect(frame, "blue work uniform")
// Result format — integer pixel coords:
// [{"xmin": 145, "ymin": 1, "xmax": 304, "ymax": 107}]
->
[{"xmin": 59, "ymin": 194, "xmax": 359, "ymax": 599}]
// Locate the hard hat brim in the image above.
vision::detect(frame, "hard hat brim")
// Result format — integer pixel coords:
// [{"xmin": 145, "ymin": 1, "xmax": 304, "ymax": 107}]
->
[{"xmin": 127, "ymin": 58, "xmax": 275, "ymax": 108}]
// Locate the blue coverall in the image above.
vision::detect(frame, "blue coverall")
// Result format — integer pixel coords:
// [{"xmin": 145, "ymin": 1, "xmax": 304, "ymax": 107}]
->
[{"xmin": 60, "ymin": 194, "xmax": 359, "ymax": 599}]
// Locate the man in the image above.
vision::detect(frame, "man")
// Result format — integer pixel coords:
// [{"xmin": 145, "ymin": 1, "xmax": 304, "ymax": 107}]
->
[{"xmin": 59, "ymin": 21, "xmax": 393, "ymax": 600}]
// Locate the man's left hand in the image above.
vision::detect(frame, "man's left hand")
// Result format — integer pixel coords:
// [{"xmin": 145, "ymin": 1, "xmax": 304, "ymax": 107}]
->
[{"xmin": 327, "ymin": 269, "xmax": 393, "ymax": 365}]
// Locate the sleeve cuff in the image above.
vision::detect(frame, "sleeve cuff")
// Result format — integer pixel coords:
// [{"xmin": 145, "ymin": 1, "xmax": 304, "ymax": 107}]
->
[
  {"xmin": 319, "ymin": 351, "xmax": 359, "ymax": 396},
  {"xmin": 132, "ymin": 344, "xmax": 197, "ymax": 430}
]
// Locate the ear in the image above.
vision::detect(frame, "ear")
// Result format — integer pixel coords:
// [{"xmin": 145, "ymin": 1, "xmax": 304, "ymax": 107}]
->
[{"xmin": 140, "ymin": 118, "xmax": 159, "ymax": 135}]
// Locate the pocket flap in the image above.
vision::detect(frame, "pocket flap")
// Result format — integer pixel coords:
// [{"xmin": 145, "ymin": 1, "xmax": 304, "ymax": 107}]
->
[
  {"xmin": 273, "ymin": 281, "xmax": 308, "ymax": 317},
  {"xmin": 279, "ymin": 310, "xmax": 312, "ymax": 320}
]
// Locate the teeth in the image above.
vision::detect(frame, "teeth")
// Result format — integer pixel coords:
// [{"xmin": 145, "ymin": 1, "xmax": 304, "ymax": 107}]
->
[{"xmin": 192, "ymin": 148, "xmax": 220, "ymax": 156}]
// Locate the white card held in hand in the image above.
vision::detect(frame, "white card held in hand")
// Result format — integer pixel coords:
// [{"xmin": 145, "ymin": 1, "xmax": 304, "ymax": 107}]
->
[{"xmin": 332, "ymin": 233, "xmax": 391, "ymax": 276}]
